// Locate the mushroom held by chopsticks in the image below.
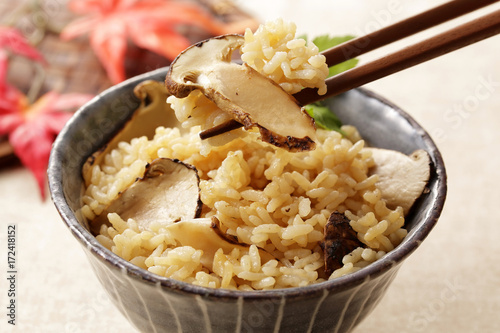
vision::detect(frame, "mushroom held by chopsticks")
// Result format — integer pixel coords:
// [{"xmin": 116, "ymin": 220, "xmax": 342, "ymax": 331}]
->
[{"xmin": 165, "ymin": 34, "xmax": 316, "ymax": 152}]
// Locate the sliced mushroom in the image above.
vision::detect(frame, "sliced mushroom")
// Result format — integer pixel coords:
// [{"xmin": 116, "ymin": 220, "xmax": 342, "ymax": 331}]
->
[
  {"xmin": 165, "ymin": 34, "xmax": 316, "ymax": 152},
  {"xmin": 165, "ymin": 217, "xmax": 275, "ymax": 270},
  {"xmin": 368, "ymin": 148, "xmax": 431, "ymax": 215},
  {"xmin": 321, "ymin": 211, "xmax": 363, "ymax": 275},
  {"xmin": 82, "ymin": 80, "xmax": 181, "ymax": 187},
  {"xmin": 92, "ymin": 158, "xmax": 202, "ymax": 231}
]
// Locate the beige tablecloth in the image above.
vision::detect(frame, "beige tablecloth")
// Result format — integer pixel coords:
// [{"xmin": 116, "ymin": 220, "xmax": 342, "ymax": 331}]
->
[{"xmin": 1, "ymin": 1, "xmax": 500, "ymax": 332}]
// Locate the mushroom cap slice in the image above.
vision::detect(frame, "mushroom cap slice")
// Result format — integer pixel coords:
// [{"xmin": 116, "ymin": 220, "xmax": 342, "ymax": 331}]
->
[
  {"xmin": 165, "ymin": 34, "xmax": 316, "ymax": 152},
  {"xmin": 82, "ymin": 80, "xmax": 180, "ymax": 188},
  {"xmin": 164, "ymin": 217, "xmax": 275, "ymax": 270},
  {"xmin": 92, "ymin": 158, "xmax": 202, "ymax": 231},
  {"xmin": 368, "ymin": 148, "xmax": 431, "ymax": 214}
]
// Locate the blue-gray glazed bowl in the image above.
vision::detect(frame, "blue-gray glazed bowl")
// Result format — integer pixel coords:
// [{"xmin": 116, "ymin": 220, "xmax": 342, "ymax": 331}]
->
[{"xmin": 48, "ymin": 67, "xmax": 446, "ymax": 333}]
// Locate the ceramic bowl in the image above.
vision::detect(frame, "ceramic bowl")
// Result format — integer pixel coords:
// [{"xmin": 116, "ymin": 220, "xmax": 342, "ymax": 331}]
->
[{"xmin": 48, "ymin": 67, "xmax": 447, "ymax": 333}]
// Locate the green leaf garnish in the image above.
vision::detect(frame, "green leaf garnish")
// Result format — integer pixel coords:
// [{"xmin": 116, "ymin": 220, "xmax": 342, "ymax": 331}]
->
[
  {"xmin": 328, "ymin": 58, "xmax": 359, "ymax": 78},
  {"xmin": 298, "ymin": 34, "xmax": 359, "ymax": 134},
  {"xmin": 312, "ymin": 35, "xmax": 359, "ymax": 77},
  {"xmin": 305, "ymin": 35, "xmax": 360, "ymax": 134},
  {"xmin": 305, "ymin": 102, "xmax": 345, "ymax": 135},
  {"xmin": 312, "ymin": 35, "xmax": 354, "ymax": 52}
]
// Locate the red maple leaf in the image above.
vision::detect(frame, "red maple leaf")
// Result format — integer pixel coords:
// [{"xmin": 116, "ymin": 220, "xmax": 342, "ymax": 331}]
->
[
  {"xmin": 0, "ymin": 27, "xmax": 45, "ymax": 112},
  {"xmin": 0, "ymin": 27, "xmax": 45, "ymax": 63},
  {"xmin": 0, "ymin": 88, "xmax": 93, "ymax": 199},
  {"xmin": 61, "ymin": 0, "xmax": 237, "ymax": 84},
  {"xmin": 0, "ymin": 27, "xmax": 93, "ymax": 199}
]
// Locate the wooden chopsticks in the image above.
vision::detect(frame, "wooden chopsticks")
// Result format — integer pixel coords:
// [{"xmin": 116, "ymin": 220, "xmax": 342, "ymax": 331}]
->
[
  {"xmin": 200, "ymin": 0, "xmax": 500, "ymax": 140},
  {"xmin": 318, "ymin": 0, "xmax": 499, "ymax": 72},
  {"xmin": 294, "ymin": 0, "xmax": 500, "ymax": 105}
]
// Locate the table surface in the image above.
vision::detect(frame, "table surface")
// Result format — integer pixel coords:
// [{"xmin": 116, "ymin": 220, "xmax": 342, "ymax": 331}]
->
[{"xmin": 2, "ymin": 1, "xmax": 500, "ymax": 332}]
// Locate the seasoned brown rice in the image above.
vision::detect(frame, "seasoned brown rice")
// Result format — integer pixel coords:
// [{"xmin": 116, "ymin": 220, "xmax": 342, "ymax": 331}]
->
[{"xmin": 82, "ymin": 125, "xmax": 407, "ymax": 290}]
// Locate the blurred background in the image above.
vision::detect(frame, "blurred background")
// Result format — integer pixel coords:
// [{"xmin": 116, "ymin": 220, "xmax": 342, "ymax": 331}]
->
[{"xmin": 1, "ymin": 0, "xmax": 499, "ymax": 332}]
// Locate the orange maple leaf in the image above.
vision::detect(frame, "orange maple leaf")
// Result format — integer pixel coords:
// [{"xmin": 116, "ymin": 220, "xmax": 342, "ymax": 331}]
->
[{"xmin": 61, "ymin": 0, "xmax": 236, "ymax": 83}]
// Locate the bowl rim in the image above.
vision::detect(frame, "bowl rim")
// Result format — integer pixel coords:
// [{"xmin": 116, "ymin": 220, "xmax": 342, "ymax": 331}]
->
[{"xmin": 48, "ymin": 67, "xmax": 447, "ymax": 300}]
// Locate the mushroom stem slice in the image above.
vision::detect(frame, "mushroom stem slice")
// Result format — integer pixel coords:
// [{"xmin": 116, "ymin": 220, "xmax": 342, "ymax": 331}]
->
[
  {"xmin": 92, "ymin": 158, "xmax": 202, "ymax": 232},
  {"xmin": 368, "ymin": 148, "xmax": 431, "ymax": 215},
  {"xmin": 165, "ymin": 217, "xmax": 275, "ymax": 270},
  {"xmin": 165, "ymin": 34, "xmax": 316, "ymax": 152}
]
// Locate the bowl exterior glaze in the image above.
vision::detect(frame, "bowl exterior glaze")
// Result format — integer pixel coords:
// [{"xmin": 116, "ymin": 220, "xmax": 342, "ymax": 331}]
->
[{"xmin": 48, "ymin": 67, "xmax": 446, "ymax": 333}]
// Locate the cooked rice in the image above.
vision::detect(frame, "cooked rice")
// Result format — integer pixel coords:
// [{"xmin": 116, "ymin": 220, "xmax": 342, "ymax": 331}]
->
[
  {"xmin": 81, "ymin": 19, "xmax": 407, "ymax": 290},
  {"xmin": 241, "ymin": 18, "xmax": 329, "ymax": 95},
  {"xmin": 83, "ymin": 126, "xmax": 407, "ymax": 290}
]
